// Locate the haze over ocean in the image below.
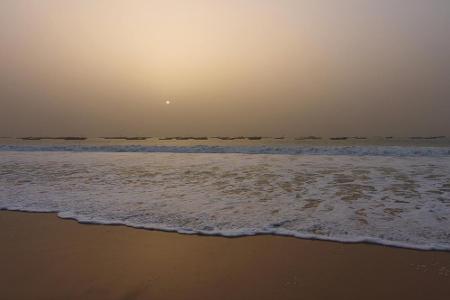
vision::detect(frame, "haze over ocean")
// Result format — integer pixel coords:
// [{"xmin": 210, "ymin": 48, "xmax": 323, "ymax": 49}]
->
[{"xmin": 1, "ymin": 0, "xmax": 450, "ymax": 137}]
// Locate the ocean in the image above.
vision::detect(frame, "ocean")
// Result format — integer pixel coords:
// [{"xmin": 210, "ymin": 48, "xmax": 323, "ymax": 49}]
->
[{"xmin": 1, "ymin": 137, "xmax": 449, "ymax": 250}]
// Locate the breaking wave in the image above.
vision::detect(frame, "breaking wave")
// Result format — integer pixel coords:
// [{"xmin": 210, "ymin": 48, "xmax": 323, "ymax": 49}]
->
[{"xmin": 0, "ymin": 144, "xmax": 449, "ymax": 157}]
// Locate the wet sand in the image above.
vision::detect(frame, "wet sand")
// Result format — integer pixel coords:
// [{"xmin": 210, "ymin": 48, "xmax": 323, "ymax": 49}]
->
[{"xmin": 0, "ymin": 211, "xmax": 449, "ymax": 300}]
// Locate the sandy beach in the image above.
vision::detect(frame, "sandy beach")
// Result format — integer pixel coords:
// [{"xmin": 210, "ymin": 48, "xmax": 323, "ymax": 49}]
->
[{"xmin": 0, "ymin": 211, "xmax": 449, "ymax": 300}]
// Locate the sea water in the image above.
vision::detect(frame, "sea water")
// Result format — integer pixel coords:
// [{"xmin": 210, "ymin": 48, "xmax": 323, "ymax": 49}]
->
[{"xmin": 1, "ymin": 137, "xmax": 449, "ymax": 250}]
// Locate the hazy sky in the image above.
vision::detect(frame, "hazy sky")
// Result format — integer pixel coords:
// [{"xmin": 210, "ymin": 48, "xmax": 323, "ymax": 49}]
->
[{"xmin": 1, "ymin": 0, "xmax": 449, "ymax": 137}]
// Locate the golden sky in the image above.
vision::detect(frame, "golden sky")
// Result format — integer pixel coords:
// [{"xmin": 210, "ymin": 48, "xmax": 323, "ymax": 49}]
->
[{"xmin": 1, "ymin": 0, "xmax": 449, "ymax": 136}]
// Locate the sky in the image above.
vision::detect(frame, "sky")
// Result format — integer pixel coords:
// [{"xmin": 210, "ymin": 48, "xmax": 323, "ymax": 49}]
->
[{"xmin": 1, "ymin": 0, "xmax": 450, "ymax": 137}]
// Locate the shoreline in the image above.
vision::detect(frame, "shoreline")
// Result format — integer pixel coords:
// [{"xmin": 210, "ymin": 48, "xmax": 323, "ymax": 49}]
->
[
  {"xmin": 1, "ymin": 208, "xmax": 448, "ymax": 252},
  {"xmin": 1, "ymin": 210, "xmax": 449, "ymax": 300}
]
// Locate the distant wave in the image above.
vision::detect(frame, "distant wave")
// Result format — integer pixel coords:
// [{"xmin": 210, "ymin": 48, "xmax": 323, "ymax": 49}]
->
[{"xmin": 0, "ymin": 144, "xmax": 449, "ymax": 157}]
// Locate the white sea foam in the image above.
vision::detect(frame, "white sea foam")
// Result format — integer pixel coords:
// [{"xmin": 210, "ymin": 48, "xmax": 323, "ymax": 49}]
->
[{"xmin": 1, "ymin": 151, "xmax": 449, "ymax": 250}]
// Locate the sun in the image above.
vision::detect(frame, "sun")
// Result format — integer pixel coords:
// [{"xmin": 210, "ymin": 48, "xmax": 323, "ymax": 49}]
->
[{"xmin": 165, "ymin": 100, "xmax": 171, "ymax": 105}]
